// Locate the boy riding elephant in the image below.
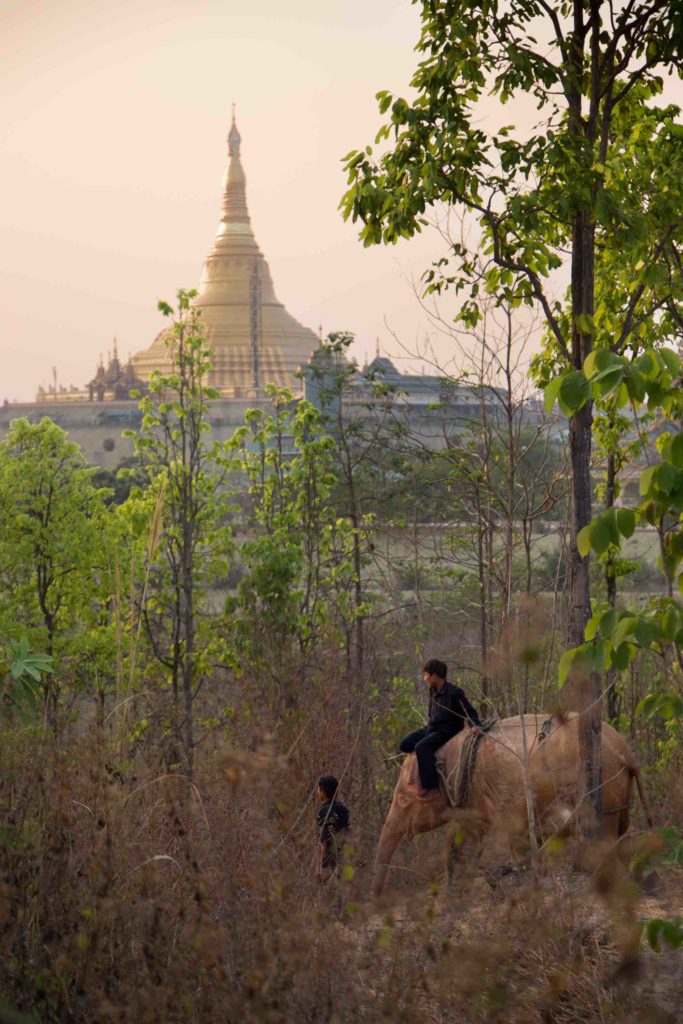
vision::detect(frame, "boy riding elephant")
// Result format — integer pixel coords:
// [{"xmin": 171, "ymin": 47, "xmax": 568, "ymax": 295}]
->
[{"xmin": 399, "ymin": 659, "xmax": 481, "ymax": 802}]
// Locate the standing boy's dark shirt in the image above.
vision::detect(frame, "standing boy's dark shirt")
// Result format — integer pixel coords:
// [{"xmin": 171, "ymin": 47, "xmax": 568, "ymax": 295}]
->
[
  {"xmin": 428, "ymin": 680, "xmax": 480, "ymax": 737},
  {"xmin": 317, "ymin": 799, "xmax": 350, "ymax": 869}
]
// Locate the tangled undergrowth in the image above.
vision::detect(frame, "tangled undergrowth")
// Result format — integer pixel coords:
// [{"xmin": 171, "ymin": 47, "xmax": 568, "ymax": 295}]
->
[{"xmin": 0, "ymin": 724, "xmax": 681, "ymax": 1024}]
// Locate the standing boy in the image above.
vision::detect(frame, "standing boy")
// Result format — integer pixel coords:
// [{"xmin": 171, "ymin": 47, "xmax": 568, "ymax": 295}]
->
[{"xmin": 315, "ymin": 775, "xmax": 350, "ymax": 879}]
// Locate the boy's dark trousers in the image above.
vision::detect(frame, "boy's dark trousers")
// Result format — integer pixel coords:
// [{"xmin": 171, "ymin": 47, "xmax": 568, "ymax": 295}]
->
[{"xmin": 399, "ymin": 727, "xmax": 452, "ymax": 790}]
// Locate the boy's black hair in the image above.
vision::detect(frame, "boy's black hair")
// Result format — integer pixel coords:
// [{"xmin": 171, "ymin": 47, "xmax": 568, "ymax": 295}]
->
[
  {"xmin": 423, "ymin": 658, "xmax": 448, "ymax": 679},
  {"xmin": 317, "ymin": 775, "xmax": 339, "ymax": 800}
]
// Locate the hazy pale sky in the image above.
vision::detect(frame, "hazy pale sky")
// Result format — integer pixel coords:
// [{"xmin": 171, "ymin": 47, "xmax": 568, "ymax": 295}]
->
[{"xmin": 1, "ymin": 0, "xmax": 459, "ymax": 402}]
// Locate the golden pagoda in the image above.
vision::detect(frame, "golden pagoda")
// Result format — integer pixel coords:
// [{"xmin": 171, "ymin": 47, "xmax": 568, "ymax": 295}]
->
[{"xmin": 131, "ymin": 113, "xmax": 319, "ymax": 396}]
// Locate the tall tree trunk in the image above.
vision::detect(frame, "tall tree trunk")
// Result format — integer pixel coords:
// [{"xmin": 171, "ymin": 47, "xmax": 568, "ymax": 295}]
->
[
  {"xmin": 522, "ymin": 514, "xmax": 534, "ymax": 713},
  {"xmin": 182, "ymin": 540, "xmax": 195, "ymax": 778},
  {"xmin": 44, "ymin": 609, "xmax": 58, "ymax": 732},
  {"xmin": 476, "ymin": 492, "xmax": 489, "ymax": 700},
  {"xmin": 503, "ymin": 306, "xmax": 515, "ymax": 627},
  {"xmin": 605, "ymin": 450, "xmax": 620, "ymax": 722},
  {"xmin": 568, "ymin": 400, "xmax": 593, "ymax": 650},
  {"xmin": 36, "ymin": 560, "xmax": 58, "ymax": 730},
  {"xmin": 485, "ymin": 516, "xmax": 496, "ymax": 702},
  {"xmin": 568, "ymin": 199, "xmax": 603, "ymax": 833}
]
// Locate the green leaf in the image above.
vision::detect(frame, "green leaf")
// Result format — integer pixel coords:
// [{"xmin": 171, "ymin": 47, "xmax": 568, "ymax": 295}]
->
[
  {"xmin": 543, "ymin": 376, "xmax": 563, "ymax": 414},
  {"xmin": 591, "ymin": 365, "xmax": 625, "ymax": 399},
  {"xmin": 577, "ymin": 524, "xmax": 592, "ymax": 557},
  {"xmin": 639, "ymin": 466, "xmax": 656, "ymax": 497},
  {"xmin": 634, "ymin": 618, "xmax": 659, "ymax": 647},
  {"xmin": 558, "ymin": 649, "xmax": 575, "ymax": 687},
  {"xmin": 588, "ymin": 514, "xmax": 613, "ymax": 555},
  {"xmin": 616, "ymin": 508, "xmax": 636, "ymax": 539},
  {"xmin": 583, "ymin": 350, "xmax": 599, "ymax": 379},
  {"xmin": 626, "ymin": 369, "xmax": 646, "ymax": 403},
  {"xmin": 654, "ymin": 462, "xmax": 677, "ymax": 495},
  {"xmin": 585, "ymin": 612, "xmax": 600, "ymax": 642},
  {"xmin": 592, "ymin": 362, "xmax": 625, "ymax": 383},
  {"xmin": 661, "ymin": 605, "xmax": 682, "ymax": 642},
  {"xmin": 611, "ymin": 642, "xmax": 634, "ymax": 671},
  {"xmin": 613, "ymin": 616, "xmax": 638, "ymax": 649},
  {"xmin": 635, "ymin": 352, "xmax": 658, "ymax": 379},
  {"xmin": 584, "ymin": 348, "xmax": 615, "ymax": 379},
  {"xmin": 559, "ymin": 644, "xmax": 596, "ymax": 687},
  {"xmin": 599, "ymin": 607, "xmax": 619, "ymax": 639},
  {"xmin": 558, "ymin": 371, "xmax": 590, "ymax": 414},
  {"xmin": 658, "ymin": 348, "xmax": 681, "ymax": 376},
  {"xmin": 591, "ymin": 640, "xmax": 608, "ymax": 671},
  {"xmin": 671, "ymin": 433, "xmax": 683, "ymax": 470},
  {"xmin": 615, "ymin": 382, "xmax": 630, "ymax": 408}
]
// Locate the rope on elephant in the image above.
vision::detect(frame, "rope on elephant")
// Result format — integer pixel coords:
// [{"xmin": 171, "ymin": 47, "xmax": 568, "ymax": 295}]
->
[{"xmin": 447, "ymin": 718, "xmax": 496, "ymax": 808}]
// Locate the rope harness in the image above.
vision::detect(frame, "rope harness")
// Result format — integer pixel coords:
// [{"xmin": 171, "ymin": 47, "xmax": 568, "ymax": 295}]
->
[{"xmin": 437, "ymin": 719, "xmax": 496, "ymax": 809}]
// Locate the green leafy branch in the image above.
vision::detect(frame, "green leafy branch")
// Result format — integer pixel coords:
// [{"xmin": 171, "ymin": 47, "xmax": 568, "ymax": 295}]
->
[
  {"xmin": 544, "ymin": 346, "xmax": 681, "ymax": 418},
  {"xmin": 1, "ymin": 636, "xmax": 53, "ymax": 718}
]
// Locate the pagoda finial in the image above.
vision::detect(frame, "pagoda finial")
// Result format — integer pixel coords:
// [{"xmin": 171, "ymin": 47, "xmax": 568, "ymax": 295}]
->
[
  {"xmin": 376, "ymin": 337, "xmax": 381, "ymax": 358},
  {"xmin": 218, "ymin": 105, "xmax": 250, "ymax": 229},
  {"xmin": 228, "ymin": 105, "xmax": 241, "ymax": 158}
]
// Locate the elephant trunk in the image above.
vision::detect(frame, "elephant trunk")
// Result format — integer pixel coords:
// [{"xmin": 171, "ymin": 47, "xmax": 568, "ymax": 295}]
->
[{"xmin": 372, "ymin": 822, "xmax": 405, "ymax": 897}]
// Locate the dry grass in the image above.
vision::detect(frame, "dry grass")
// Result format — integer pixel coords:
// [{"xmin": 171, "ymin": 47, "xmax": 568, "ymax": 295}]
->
[{"xmin": 0, "ymin": 720, "xmax": 681, "ymax": 1024}]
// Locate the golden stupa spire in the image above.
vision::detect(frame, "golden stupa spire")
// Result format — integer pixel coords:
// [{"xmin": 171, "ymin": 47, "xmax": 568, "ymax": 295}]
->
[
  {"xmin": 228, "ymin": 104, "xmax": 241, "ymax": 158},
  {"xmin": 218, "ymin": 106, "xmax": 251, "ymax": 230}
]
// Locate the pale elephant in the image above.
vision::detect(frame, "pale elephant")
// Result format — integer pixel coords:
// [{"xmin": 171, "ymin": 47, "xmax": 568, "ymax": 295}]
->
[{"xmin": 373, "ymin": 712, "xmax": 651, "ymax": 896}]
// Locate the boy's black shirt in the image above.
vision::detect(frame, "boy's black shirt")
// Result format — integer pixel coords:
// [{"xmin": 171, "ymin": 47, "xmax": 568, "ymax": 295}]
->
[
  {"xmin": 428, "ymin": 680, "xmax": 480, "ymax": 737},
  {"xmin": 317, "ymin": 799, "xmax": 350, "ymax": 869}
]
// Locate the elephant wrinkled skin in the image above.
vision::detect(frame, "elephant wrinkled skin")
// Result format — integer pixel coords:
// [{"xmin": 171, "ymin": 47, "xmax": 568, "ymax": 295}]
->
[{"xmin": 373, "ymin": 713, "xmax": 651, "ymax": 896}]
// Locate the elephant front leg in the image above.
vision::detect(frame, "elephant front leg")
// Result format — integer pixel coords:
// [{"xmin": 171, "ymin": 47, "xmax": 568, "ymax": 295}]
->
[
  {"xmin": 372, "ymin": 822, "xmax": 407, "ymax": 898},
  {"xmin": 446, "ymin": 812, "xmax": 484, "ymax": 887}
]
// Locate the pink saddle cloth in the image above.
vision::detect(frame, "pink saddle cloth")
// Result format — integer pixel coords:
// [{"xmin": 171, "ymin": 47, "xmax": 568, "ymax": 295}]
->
[
  {"xmin": 406, "ymin": 751, "xmax": 451, "ymax": 802},
  {"xmin": 407, "ymin": 756, "xmax": 419, "ymax": 787}
]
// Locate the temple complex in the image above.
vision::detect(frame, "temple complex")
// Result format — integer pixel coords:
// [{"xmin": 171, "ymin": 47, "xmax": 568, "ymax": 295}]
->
[
  {"xmin": 85, "ymin": 341, "xmax": 145, "ymax": 401},
  {"xmin": 4, "ymin": 114, "xmax": 553, "ymax": 470},
  {"xmin": 130, "ymin": 113, "xmax": 318, "ymax": 395},
  {"xmin": 36, "ymin": 341, "xmax": 144, "ymax": 404}
]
